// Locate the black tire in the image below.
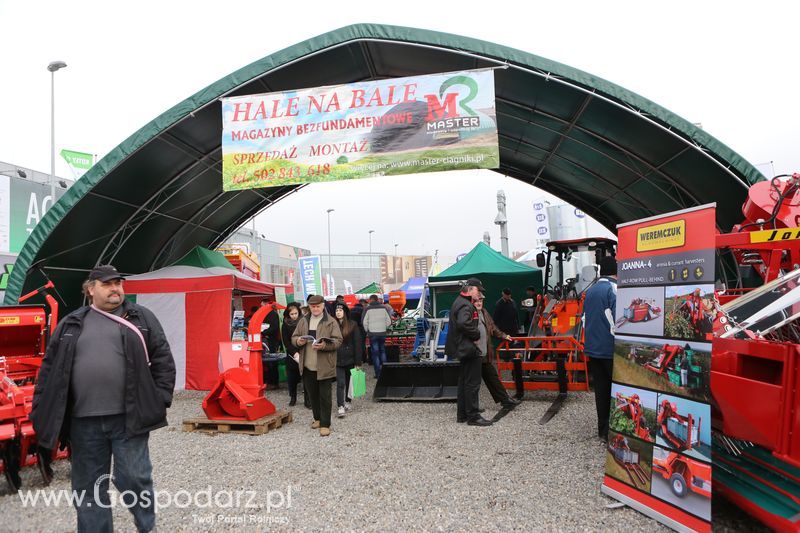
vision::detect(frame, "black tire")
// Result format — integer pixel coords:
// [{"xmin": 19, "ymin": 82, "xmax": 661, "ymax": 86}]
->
[{"xmin": 670, "ymin": 472, "xmax": 688, "ymax": 497}]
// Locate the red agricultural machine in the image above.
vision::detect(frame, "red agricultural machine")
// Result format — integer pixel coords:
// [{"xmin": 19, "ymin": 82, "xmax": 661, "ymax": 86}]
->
[
  {"xmin": 614, "ymin": 392, "xmax": 652, "ymax": 441},
  {"xmin": 0, "ymin": 281, "xmax": 65, "ymax": 491},
  {"xmin": 615, "ymin": 298, "xmax": 662, "ymax": 327},
  {"xmin": 202, "ymin": 303, "xmax": 276, "ymax": 421},
  {"xmin": 652, "ymin": 448, "xmax": 712, "ymax": 499},
  {"xmin": 495, "ymin": 238, "xmax": 616, "ymax": 423},
  {"xmin": 608, "ymin": 434, "xmax": 648, "ymax": 488},
  {"xmin": 658, "ymin": 399, "xmax": 700, "ymax": 452},
  {"xmin": 708, "ymin": 173, "xmax": 800, "ymax": 530}
]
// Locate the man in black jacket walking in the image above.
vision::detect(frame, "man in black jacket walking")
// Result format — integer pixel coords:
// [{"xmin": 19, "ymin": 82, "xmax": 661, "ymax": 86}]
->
[
  {"xmin": 31, "ymin": 265, "xmax": 175, "ymax": 533},
  {"xmin": 445, "ymin": 277, "xmax": 492, "ymax": 426}
]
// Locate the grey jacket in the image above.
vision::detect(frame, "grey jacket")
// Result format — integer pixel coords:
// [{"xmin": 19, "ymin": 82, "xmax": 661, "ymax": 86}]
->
[{"xmin": 362, "ymin": 303, "xmax": 391, "ymax": 337}]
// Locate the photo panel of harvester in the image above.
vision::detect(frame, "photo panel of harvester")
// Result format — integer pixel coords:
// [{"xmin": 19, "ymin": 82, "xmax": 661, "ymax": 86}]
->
[
  {"xmin": 610, "ymin": 383, "xmax": 657, "ymax": 442},
  {"xmin": 655, "ymin": 393, "xmax": 711, "ymax": 462},
  {"xmin": 605, "ymin": 430, "xmax": 654, "ymax": 493},
  {"xmin": 664, "ymin": 284, "xmax": 715, "ymax": 341},
  {"xmin": 612, "ymin": 335, "xmax": 711, "ymax": 403},
  {"xmin": 651, "ymin": 444, "xmax": 711, "ymax": 521},
  {"xmin": 615, "ymin": 286, "xmax": 664, "ymax": 337}
]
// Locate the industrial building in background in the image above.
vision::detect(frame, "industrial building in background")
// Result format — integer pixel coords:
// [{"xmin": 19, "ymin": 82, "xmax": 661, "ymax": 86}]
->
[{"xmin": 0, "ymin": 161, "xmax": 72, "ymax": 300}]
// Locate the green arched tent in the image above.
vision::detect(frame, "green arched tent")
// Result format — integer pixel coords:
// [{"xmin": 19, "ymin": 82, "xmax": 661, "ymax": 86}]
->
[{"xmin": 5, "ymin": 24, "xmax": 762, "ymax": 311}]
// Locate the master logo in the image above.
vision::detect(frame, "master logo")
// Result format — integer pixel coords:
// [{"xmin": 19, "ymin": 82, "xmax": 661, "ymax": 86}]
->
[{"xmin": 636, "ymin": 220, "xmax": 685, "ymax": 252}]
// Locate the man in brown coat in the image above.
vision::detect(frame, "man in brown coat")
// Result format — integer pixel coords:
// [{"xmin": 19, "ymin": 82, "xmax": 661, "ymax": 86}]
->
[
  {"xmin": 474, "ymin": 295, "xmax": 522, "ymax": 412},
  {"xmin": 292, "ymin": 295, "xmax": 343, "ymax": 436}
]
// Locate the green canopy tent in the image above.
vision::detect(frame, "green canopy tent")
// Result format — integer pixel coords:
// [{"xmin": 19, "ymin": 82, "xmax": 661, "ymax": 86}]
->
[
  {"xmin": 429, "ymin": 242, "xmax": 542, "ymax": 328},
  {"xmin": 355, "ymin": 282, "xmax": 382, "ymax": 295},
  {"xmin": 172, "ymin": 246, "xmax": 237, "ymax": 270}
]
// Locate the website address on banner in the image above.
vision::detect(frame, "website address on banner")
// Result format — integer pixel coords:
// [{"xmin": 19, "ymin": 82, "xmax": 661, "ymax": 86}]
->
[
  {"xmin": 17, "ymin": 479, "xmax": 297, "ymax": 512},
  {"xmin": 351, "ymin": 154, "xmax": 486, "ymax": 173}
]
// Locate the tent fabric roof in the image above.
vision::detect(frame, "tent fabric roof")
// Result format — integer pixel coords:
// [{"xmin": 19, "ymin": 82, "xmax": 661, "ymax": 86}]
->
[
  {"xmin": 399, "ymin": 276, "xmax": 427, "ymax": 299},
  {"xmin": 5, "ymin": 23, "xmax": 763, "ymax": 310},
  {"xmin": 172, "ymin": 246, "xmax": 236, "ymax": 270},
  {"xmin": 434, "ymin": 242, "xmax": 538, "ymax": 278},
  {"xmin": 355, "ymin": 282, "xmax": 382, "ymax": 295},
  {"xmin": 125, "ymin": 264, "xmax": 287, "ymax": 294}
]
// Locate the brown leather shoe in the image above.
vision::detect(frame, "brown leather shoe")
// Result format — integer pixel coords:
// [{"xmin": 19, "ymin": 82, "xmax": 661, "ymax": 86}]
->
[
  {"xmin": 311, "ymin": 420, "xmax": 320, "ymax": 429},
  {"xmin": 319, "ymin": 427, "xmax": 331, "ymax": 437}
]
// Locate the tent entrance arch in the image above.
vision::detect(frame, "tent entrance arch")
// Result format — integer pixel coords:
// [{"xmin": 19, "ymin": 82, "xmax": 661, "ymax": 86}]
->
[{"xmin": 4, "ymin": 24, "xmax": 763, "ymax": 311}]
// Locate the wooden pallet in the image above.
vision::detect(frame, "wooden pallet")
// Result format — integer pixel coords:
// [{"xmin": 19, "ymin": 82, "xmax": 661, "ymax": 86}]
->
[{"xmin": 182, "ymin": 410, "xmax": 292, "ymax": 436}]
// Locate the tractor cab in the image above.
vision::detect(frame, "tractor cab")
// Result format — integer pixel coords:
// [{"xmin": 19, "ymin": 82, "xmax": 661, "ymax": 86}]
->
[{"xmin": 531, "ymin": 237, "xmax": 617, "ymax": 339}]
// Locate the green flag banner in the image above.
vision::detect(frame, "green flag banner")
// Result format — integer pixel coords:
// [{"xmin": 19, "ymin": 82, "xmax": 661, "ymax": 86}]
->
[
  {"xmin": 60, "ymin": 149, "xmax": 93, "ymax": 178},
  {"xmin": 221, "ymin": 69, "xmax": 499, "ymax": 191}
]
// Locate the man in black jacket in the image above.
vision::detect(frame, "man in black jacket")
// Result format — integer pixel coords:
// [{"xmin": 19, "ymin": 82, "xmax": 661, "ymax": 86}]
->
[
  {"xmin": 31, "ymin": 265, "xmax": 175, "ymax": 533},
  {"xmin": 259, "ymin": 299, "xmax": 282, "ymax": 353},
  {"xmin": 492, "ymin": 288, "xmax": 520, "ymax": 337},
  {"xmin": 445, "ymin": 277, "xmax": 492, "ymax": 426}
]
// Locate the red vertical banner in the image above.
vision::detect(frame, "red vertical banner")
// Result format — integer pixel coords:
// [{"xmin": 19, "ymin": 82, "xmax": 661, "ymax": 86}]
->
[{"xmin": 602, "ymin": 205, "xmax": 716, "ymax": 532}]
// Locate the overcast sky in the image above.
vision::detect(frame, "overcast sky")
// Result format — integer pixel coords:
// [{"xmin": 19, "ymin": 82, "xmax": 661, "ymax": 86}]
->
[{"xmin": 1, "ymin": 1, "xmax": 797, "ymax": 262}]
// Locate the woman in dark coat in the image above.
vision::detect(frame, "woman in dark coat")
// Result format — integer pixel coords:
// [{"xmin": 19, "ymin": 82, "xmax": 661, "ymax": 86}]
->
[
  {"xmin": 281, "ymin": 302, "xmax": 303, "ymax": 406},
  {"xmin": 334, "ymin": 303, "xmax": 363, "ymax": 418}
]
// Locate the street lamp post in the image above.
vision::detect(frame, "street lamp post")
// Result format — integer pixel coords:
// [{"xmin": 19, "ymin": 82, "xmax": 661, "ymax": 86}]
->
[
  {"xmin": 368, "ymin": 229, "xmax": 375, "ymax": 284},
  {"xmin": 48, "ymin": 61, "xmax": 67, "ymax": 209},
  {"xmin": 326, "ymin": 208, "xmax": 334, "ymax": 297},
  {"xmin": 394, "ymin": 243, "xmax": 398, "ymax": 283}
]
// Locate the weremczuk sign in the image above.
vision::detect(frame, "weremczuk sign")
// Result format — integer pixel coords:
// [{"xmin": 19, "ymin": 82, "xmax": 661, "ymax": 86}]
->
[{"xmin": 221, "ymin": 69, "xmax": 499, "ymax": 191}]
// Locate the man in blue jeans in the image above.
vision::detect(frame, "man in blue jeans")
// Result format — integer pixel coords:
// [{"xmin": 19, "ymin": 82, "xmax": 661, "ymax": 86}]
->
[
  {"xmin": 32, "ymin": 265, "xmax": 175, "ymax": 533},
  {"xmin": 362, "ymin": 294, "xmax": 392, "ymax": 378},
  {"xmin": 582, "ymin": 256, "xmax": 617, "ymax": 441}
]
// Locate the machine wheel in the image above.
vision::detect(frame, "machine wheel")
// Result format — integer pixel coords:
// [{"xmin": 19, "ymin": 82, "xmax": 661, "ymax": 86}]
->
[{"xmin": 670, "ymin": 472, "xmax": 688, "ymax": 497}]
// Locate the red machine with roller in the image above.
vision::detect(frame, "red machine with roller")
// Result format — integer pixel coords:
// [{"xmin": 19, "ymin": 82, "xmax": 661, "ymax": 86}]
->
[
  {"xmin": 0, "ymin": 282, "xmax": 62, "ymax": 491},
  {"xmin": 709, "ymin": 173, "xmax": 800, "ymax": 530},
  {"xmin": 202, "ymin": 304, "xmax": 276, "ymax": 420}
]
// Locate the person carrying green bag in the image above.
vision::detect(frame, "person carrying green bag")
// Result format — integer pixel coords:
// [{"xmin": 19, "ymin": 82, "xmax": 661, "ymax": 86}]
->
[{"xmin": 334, "ymin": 303, "xmax": 363, "ymax": 418}]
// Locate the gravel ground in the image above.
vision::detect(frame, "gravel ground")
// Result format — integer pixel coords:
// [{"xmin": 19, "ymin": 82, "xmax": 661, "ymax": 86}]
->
[{"xmin": 0, "ymin": 374, "xmax": 765, "ymax": 532}]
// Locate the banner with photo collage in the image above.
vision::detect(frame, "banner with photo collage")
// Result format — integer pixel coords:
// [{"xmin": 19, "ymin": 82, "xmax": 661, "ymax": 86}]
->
[{"xmin": 601, "ymin": 204, "xmax": 716, "ymax": 533}]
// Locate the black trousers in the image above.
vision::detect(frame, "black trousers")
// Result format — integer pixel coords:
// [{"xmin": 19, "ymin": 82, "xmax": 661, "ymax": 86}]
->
[
  {"xmin": 302, "ymin": 369, "xmax": 333, "ymax": 428},
  {"xmin": 336, "ymin": 365, "xmax": 353, "ymax": 407},
  {"xmin": 481, "ymin": 357, "xmax": 510, "ymax": 404},
  {"xmin": 457, "ymin": 355, "xmax": 482, "ymax": 421},
  {"xmin": 588, "ymin": 357, "xmax": 614, "ymax": 438},
  {"xmin": 285, "ymin": 356, "xmax": 301, "ymax": 400}
]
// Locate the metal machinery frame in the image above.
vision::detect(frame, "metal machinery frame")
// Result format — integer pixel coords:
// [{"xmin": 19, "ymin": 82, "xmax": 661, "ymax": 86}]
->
[
  {"xmin": 0, "ymin": 281, "xmax": 64, "ymax": 491},
  {"xmin": 493, "ymin": 238, "xmax": 615, "ymax": 423},
  {"xmin": 710, "ymin": 173, "xmax": 800, "ymax": 530}
]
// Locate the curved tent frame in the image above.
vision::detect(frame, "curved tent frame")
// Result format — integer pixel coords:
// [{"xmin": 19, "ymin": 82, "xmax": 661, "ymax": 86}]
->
[{"xmin": 5, "ymin": 23, "xmax": 762, "ymax": 310}]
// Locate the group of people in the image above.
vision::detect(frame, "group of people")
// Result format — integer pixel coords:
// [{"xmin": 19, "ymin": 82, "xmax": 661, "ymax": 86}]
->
[
  {"xmin": 28, "ymin": 257, "xmax": 618, "ymax": 531},
  {"xmin": 446, "ymin": 278, "xmax": 522, "ymax": 426}
]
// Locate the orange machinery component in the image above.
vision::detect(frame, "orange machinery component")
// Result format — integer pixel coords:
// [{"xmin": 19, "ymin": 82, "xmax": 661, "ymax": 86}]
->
[
  {"xmin": 615, "ymin": 392, "xmax": 653, "ymax": 441},
  {"xmin": 202, "ymin": 304, "xmax": 276, "ymax": 420},
  {"xmin": 218, "ymin": 245, "xmax": 261, "ymax": 280},
  {"xmin": 0, "ymin": 281, "xmax": 63, "ymax": 490},
  {"xmin": 652, "ymin": 451, "xmax": 712, "ymax": 499},
  {"xmin": 388, "ymin": 290, "xmax": 406, "ymax": 316},
  {"xmin": 495, "ymin": 336, "xmax": 588, "ymax": 392}
]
